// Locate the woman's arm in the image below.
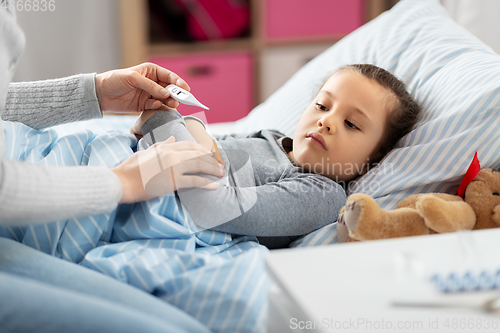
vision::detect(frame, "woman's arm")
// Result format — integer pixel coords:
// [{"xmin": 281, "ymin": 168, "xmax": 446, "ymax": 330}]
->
[
  {"xmin": 0, "ymin": 158, "xmax": 122, "ymax": 225},
  {"xmin": 0, "ymin": 128, "xmax": 222, "ymax": 225},
  {"xmin": 3, "ymin": 74, "xmax": 102, "ymax": 129},
  {"xmin": 3, "ymin": 63, "xmax": 191, "ymax": 129}
]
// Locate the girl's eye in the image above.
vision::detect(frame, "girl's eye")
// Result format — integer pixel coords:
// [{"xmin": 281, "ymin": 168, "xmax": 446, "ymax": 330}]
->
[
  {"xmin": 345, "ymin": 120, "xmax": 359, "ymax": 130},
  {"xmin": 315, "ymin": 103, "xmax": 329, "ymax": 111}
]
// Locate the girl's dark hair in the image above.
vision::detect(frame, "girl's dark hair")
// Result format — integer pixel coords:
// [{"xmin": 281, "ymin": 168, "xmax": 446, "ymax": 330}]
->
[{"xmin": 337, "ymin": 64, "xmax": 420, "ymax": 165}]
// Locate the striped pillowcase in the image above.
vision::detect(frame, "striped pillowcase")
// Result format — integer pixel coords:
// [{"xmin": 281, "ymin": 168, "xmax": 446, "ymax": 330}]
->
[{"xmin": 233, "ymin": 0, "xmax": 500, "ymax": 213}]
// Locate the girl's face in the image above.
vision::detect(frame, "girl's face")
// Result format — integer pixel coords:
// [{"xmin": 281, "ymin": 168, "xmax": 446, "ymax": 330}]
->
[{"xmin": 289, "ymin": 70, "xmax": 393, "ymax": 182}]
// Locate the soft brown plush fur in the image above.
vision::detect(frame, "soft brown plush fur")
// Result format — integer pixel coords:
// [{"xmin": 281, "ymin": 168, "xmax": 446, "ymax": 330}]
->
[{"xmin": 337, "ymin": 169, "xmax": 500, "ymax": 242}]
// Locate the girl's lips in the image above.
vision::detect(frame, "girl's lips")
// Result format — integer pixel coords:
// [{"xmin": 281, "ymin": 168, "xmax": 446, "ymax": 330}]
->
[{"xmin": 306, "ymin": 132, "xmax": 326, "ymax": 150}]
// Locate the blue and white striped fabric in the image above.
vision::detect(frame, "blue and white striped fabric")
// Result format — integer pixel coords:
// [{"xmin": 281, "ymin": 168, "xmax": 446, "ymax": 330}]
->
[
  {"xmin": 230, "ymin": 0, "xmax": 500, "ymax": 247},
  {"xmin": 0, "ymin": 120, "xmax": 271, "ymax": 333}
]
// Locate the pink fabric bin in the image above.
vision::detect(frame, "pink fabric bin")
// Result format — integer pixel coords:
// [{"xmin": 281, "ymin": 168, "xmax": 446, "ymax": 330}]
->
[
  {"xmin": 265, "ymin": 0, "xmax": 364, "ymax": 40},
  {"xmin": 150, "ymin": 52, "xmax": 253, "ymax": 123}
]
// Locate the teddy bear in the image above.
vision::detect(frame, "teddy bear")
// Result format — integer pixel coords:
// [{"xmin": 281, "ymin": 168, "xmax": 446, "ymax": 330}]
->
[{"xmin": 337, "ymin": 167, "xmax": 500, "ymax": 243}]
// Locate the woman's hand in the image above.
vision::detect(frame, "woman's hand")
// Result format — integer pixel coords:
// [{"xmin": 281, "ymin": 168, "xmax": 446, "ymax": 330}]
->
[
  {"xmin": 112, "ymin": 136, "xmax": 223, "ymax": 204},
  {"xmin": 95, "ymin": 63, "xmax": 190, "ymax": 114}
]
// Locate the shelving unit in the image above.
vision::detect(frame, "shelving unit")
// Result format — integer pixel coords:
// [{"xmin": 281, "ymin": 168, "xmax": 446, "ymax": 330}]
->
[{"xmin": 119, "ymin": 0, "xmax": 395, "ymax": 122}]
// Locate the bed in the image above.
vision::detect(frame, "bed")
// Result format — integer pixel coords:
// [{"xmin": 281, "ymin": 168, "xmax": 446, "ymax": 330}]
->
[{"xmin": 2, "ymin": 0, "xmax": 500, "ymax": 332}]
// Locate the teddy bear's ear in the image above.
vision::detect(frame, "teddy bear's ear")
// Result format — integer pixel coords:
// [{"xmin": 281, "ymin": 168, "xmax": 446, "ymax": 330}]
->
[
  {"xmin": 458, "ymin": 152, "xmax": 481, "ymax": 198},
  {"xmin": 470, "ymin": 168, "xmax": 499, "ymax": 185}
]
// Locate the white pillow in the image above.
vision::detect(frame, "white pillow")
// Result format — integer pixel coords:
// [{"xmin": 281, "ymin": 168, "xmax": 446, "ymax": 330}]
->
[{"xmin": 233, "ymin": 0, "xmax": 500, "ymax": 210}]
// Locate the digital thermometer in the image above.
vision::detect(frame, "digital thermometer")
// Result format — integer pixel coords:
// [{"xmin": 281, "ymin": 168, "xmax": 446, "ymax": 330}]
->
[{"xmin": 166, "ymin": 84, "xmax": 209, "ymax": 110}]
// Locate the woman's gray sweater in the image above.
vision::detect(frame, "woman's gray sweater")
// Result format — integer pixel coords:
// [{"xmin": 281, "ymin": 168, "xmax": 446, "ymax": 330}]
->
[{"xmin": 0, "ymin": 5, "xmax": 122, "ymax": 225}]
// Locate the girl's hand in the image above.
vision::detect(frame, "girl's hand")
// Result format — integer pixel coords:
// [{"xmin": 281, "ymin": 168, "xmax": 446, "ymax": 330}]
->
[
  {"xmin": 129, "ymin": 106, "xmax": 170, "ymax": 137},
  {"xmin": 95, "ymin": 63, "xmax": 190, "ymax": 114},
  {"xmin": 112, "ymin": 136, "xmax": 223, "ymax": 204}
]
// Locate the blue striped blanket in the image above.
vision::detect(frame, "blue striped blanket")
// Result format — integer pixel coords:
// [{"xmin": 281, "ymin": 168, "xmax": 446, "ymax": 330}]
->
[{"xmin": 1, "ymin": 120, "xmax": 271, "ymax": 333}]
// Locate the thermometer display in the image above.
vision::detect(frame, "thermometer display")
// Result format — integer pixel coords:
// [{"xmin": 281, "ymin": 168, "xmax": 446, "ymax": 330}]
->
[{"xmin": 166, "ymin": 84, "xmax": 209, "ymax": 110}]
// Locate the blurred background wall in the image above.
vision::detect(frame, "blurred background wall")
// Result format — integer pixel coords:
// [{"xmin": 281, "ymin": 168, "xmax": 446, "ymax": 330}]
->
[
  {"xmin": 440, "ymin": 0, "xmax": 500, "ymax": 54},
  {"xmin": 13, "ymin": 0, "xmax": 122, "ymax": 82}
]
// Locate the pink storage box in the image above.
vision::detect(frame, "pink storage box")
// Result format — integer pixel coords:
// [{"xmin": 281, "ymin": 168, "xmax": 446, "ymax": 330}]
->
[
  {"xmin": 265, "ymin": 0, "xmax": 364, "ymax": 40},
  {"xmin": 150, "ymin": 52, "xmax": 253, "ymax": 123}
]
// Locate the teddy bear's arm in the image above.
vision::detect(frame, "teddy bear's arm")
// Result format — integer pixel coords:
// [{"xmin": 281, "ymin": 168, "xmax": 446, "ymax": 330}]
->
[
  {"xmin": 343, "ymin": 193, "xmax": 430, "ymax": 241},
  {"xmin": 416, "ymin": 195, "xmax": 476, "ymax": 233}
]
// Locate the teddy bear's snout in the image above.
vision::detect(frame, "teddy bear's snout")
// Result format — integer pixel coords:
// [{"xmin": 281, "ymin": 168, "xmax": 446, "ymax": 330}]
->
[{"xmin": 492, "ymin": 204, "xmax": 500, "ymax": 225}]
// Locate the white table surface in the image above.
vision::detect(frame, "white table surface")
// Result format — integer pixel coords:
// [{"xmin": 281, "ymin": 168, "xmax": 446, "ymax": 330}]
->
[{"xmin": 265, "ymin": 229, "xmax": 500, "ymax": 333}]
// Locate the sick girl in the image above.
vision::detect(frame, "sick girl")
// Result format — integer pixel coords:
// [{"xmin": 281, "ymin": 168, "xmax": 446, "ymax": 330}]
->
[{"xmin": 129, "ymin": 64, "xmax": 421, "ymax": 249}]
